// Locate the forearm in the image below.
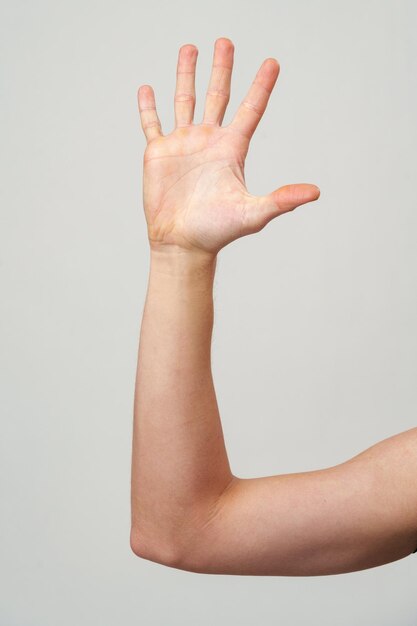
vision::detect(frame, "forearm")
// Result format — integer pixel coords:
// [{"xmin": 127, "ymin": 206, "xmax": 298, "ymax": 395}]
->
[{"xmin": 130, "ymin": 247, "xmax": 235, "ymax": 562}]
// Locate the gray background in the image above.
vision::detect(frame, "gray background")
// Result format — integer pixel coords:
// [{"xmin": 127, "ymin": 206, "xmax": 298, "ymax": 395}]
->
[{"xmin": 1, "ymin": 0, "xmax": 416, "ymax": 624}]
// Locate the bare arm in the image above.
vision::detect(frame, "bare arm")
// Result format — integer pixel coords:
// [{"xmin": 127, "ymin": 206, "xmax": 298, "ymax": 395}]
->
[
  {"xmin": 130, "ymin": 246, "xmax": 233, "ymax": 566},
  {"xmin": 130, "ymin": 38, "xmax": 417, "ymax": 575}
]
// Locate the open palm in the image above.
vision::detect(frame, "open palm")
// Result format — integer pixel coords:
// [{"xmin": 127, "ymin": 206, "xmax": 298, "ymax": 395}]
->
[{"xmin": 138, "ymin": 38, "xmax": 320, "ymax": 256}]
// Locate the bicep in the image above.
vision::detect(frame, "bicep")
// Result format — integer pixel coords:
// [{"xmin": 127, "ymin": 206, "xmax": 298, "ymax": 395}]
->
[{"xmin": 185, "ymin": 427, "xmax": 417, "ymax": 576}]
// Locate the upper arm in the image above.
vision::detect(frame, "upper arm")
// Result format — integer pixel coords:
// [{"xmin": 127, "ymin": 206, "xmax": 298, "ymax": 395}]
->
[{"xmin": 182, "ymin": 427, "xmax": 417, "ymax": 576}]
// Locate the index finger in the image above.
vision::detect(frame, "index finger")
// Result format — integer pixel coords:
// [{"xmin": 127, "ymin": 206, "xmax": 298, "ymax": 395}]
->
[{"xmin": 229, "ymin": 58, "xmax": 280, "ymax": 140}]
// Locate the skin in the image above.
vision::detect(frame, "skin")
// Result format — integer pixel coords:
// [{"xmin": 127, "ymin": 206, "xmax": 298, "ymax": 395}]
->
[{"xmin": 130, "ymin": 37, "xmax": 417, "ymax": 575}]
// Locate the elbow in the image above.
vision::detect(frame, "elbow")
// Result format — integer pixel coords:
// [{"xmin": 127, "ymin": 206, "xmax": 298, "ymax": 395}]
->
[
  {"xmin": 129, "ymin": 479, "xmax": 240, "ymax": 573},
  {"xmin": 130, "ymin": 526, "xmax": 197, "ymax": 571},
  {"xmin": 129, "ymin": 479, "xmax": 240, "ymax": 572}
]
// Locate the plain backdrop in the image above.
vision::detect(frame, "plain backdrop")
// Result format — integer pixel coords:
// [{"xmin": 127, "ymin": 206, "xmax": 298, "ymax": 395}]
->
[{"xmin": 1, "ymin": 0, "xmax": 417, "ymax": 624}]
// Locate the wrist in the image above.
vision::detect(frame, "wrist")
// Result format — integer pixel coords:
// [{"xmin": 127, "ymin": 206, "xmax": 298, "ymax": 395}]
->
[{"xmin": 149, "ymin": 244, "xmax": 217, "ymax": 279}]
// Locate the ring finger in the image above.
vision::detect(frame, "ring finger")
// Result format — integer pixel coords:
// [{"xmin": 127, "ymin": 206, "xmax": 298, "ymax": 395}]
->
[{"xmin": 174, "ymin": 44, "xmax": 198, "ymax": 127}]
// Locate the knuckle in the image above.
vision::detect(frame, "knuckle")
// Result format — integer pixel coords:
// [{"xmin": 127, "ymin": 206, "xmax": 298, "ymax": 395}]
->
[
  {"xmin": 143, "ymin": 120, "xmax": 161, "ymax": 130},
  {"xmin": 242, "ymin": 100, "xmax": 262, "ymax": 116},
  {"xmin": 207, "ymin": 89, "xmax": 230, "ymax": 100},
  {"xmin": 174, "ymin": 93, "xmax": 196, "ymax": 103}
]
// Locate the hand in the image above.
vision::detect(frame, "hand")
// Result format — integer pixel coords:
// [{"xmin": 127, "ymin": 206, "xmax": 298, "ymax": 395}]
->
[{"xmin": 137, "ymin": 38, "xmax": 320, "ymax": 257}]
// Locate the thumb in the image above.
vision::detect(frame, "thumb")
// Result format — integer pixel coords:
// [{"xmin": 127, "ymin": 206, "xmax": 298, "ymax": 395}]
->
[{"xmin": 245, "ymin": 183, "xmax": 320, "ymax": 233}]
